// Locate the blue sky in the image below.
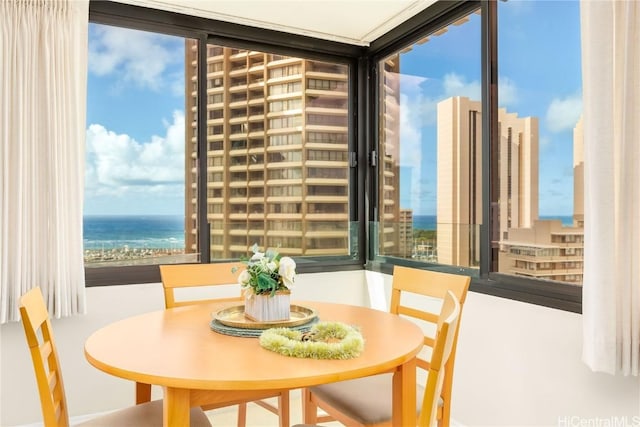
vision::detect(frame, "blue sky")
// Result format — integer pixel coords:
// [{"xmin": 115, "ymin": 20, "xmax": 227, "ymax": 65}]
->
[
  {"xmin": 85, "ymin": 0, "xmax": 581, "ymax": 217},
  {"xmin": 397, "ymin": 0, "xmax": 582, "ymax": 217},
  {"xmin": 85, "ymin": 25, "xmax": 186, "ymax": 215}
]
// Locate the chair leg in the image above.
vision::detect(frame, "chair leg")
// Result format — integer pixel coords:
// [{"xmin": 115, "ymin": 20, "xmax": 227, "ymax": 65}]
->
[
  {"xmin": 301, "ymin": 388, "xmax": 318, "ymax": 424},
  {"xmin": 278, "ymin": 392, "xmax": 290, "ymax": 427},
  {"xmin": 237, "ymin": 402, "xmax": 247, "ymax": 427}
]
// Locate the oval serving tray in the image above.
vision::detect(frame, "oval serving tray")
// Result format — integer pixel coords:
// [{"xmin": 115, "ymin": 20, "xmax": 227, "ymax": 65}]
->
[{"xmin": 213, "ymin": 304, "xmax": 317, "ymax": 330}]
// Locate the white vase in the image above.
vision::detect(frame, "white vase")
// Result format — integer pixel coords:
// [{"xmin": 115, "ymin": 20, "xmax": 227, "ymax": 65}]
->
[{"xmin": 244, "ymin": 290, "xmax": 291, "ymax": 322}]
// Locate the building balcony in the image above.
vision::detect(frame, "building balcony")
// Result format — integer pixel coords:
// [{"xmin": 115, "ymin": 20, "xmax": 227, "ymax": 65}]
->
[
  {"xmin": 305, "ymin": 124, "xmax": 348, "ymax": 133},
  {"xmin": 266, "ymin": 230, "xmax": 303, "ymax": 237},
  {"xmin": 305, "ymin": 213, "xmax": 349, "ymax": 221},
  {"xmin": 304, "ymin": 230, "xmax": 349, "ymax": 238},
  {"xmin": 229, "ymin": 116, "xmax": 248, "ymax": 125},
  {"xmin": 229, "ymin": 67, "xmax": 249, "ymax": 76},
  {"xmin": 305, "ymin": 89, "xmax": 348, "ymax": 98},
  {"xmin": 304, "ymin": 178, "xmax": 348, "ymax": 186},
  {"xmin": 266, "ymin": 213, "xmax": 303, "ymax": 220},
  {"xmin": 266, "ymin": 92, "xmax": 303, "ymax": 102},
  {"xmin": 304, "ymin": 195, "xmax": 349, "ymax": 203},
  {"xmin": 229, "ymin": 99, "xmax": 249, "ymax": 108},
  {"xmin": 207, "ymin": 117, "xmax": 225, "ymax": 125},
  {"xmin": 229, "ymin": 83, "xmax": 248, "ymax": 92},
  {"xmin": 267, "ymin": 74, "xmax": 303, "ymax": 85},
  {"xmin": 305, "ymin": 70, "xmax": 348, "ymax": 80}
]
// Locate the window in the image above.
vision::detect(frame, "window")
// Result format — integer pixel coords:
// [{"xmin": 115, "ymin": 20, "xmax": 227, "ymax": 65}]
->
[
  {"xmin": 269, "ymin": 82, "xmax": 302, "ymax": 95},
  {"xmin": 375, "ymin": 11, "xmax": 482, "ymax": 265},
  {"xmin": 371, "ymin": 1, "xmax": 583, "ymax": 311},
  {"xmin": 495, "ymin": 0, "xmax": 584, "ymax": 286},
  {"xmin": 269, "ymin": 65, "xmax": 301, "ymax": 78},
  {"xmin": 84, "ymin": 23, "xmax": 194, "ymax": 269},
  {"xmin": 308, "ymin": 78, "xmax": 347, "ymax": 92},
  {"xmin": 269, "ymin": 134, "xmax": 302, "ymax": 146},
  {"xmin": 269, "ymin": 99, "xmax": 302, "ymax": 112},
  {"xmin": 269, "ymin": 116, "xmax": 302, "ymax": 129}
]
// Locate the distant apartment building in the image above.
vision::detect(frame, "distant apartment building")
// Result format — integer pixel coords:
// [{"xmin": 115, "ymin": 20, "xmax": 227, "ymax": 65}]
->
[
  {"xmin": 499, "ymin": 118, "xmax": 585, "ymax": 284},
  {"xmin": 184, "ymin": 43, "xmax": 355, "ymax": 259},
  {"xmin": 498, "ymin": 219, "xmax": 584, "ymax": 284},
  {"xmin": 398, "ymin": 208, "xmax": 414, "ymax": 258},
  {"xmin": 436, "ymin": 96, "xmax": 539, "ymax": 267}
]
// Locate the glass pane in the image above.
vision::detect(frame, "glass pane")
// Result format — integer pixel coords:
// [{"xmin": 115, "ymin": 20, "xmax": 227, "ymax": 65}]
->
[
  {"xmin": 84, "ymin": 24, "xmax": 197, "ymax": 267},
  {"xmin": 496, "ymin": 1, "xmax": 583, "ymax": 285},
  {"xmin": 192, "ymin": 46, "xmax": 353, "ymax": 259},
  {"xmin": 377, "ymin": 10, "xmax": 481, "ymax": 272}
]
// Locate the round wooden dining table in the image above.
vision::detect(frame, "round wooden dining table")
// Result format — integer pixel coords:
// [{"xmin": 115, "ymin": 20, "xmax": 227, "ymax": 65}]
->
[{"xmin": 84, "ymin": 300, "xmax": 424, "ymax": 427}]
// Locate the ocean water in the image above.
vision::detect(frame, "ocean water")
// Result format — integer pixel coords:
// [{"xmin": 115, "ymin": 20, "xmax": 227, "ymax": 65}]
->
[
  {"xmin": 412, "ymin": 214, "xmax": 573, "ymax": 230},
  {"xmin": 412, "ymin": 215, "xmax": 437, "ymax": 231},
  {"xmin": 83, "ymin": 214, "xmax": 574, "ymax": 250},
  {"xmin": 83, "ymin": 215, "xmax": 185, "ymax": 250}
]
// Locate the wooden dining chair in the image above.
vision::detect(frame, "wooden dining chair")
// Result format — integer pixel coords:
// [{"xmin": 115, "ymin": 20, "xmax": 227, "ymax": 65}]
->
[
  {"xmin": 157, "ymin": 262, "xmax": 291, "ymax": 427},
  {"xmin": 302, "ymin": 266, "xmax": 471, "ymax": 427},
  {"xmin": 19, "ymin": 286, "xmax": 211, "ymax": 427}
]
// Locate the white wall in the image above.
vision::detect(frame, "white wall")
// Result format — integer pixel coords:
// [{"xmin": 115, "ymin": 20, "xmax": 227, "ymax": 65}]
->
[
  {"xmin": 1, "ymin": 271, "xmax": 638, "ymax": 426},
  {"xmin": 453, "ymin": 291, "xmax": 640, "ymax": 426}
]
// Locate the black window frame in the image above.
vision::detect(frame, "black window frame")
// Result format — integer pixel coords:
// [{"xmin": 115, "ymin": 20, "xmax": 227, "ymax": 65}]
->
[{"xmin": 85, "ymin": 0, "xmax": 582, "ymax": 315}]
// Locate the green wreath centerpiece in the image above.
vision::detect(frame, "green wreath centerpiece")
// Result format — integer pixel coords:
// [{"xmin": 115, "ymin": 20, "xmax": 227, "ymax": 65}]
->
[{"xmin": 259, "ymin": 321, "xmax": 364, "ymax": 359}]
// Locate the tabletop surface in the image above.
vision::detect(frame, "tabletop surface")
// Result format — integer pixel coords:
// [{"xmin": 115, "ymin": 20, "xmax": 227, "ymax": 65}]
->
[{"xmin": 84, "ymin": 300, "xmax": 424, "ymax": 391}]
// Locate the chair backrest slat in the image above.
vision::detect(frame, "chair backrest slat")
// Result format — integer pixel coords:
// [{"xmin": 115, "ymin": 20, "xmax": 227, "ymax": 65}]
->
[
  {"xmin": 19, "ymin": 287, "xmax": 70, "ymax": 427},
  {"xmin": 159, "ymin": 262, "xmax": 245, "ymax": 308},
  {"xmin": 397, "ymin": 305, "xmax": 438, "ymax": 323}
]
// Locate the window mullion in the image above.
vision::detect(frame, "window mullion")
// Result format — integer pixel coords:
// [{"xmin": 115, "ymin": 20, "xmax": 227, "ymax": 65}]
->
[
  {"xmin": 480, "ymin": 0, "xmax": 498, "ymax": 278},
  {"xmin": 197, "ymin": 36, "xmax": 210, "ymax": 262}
]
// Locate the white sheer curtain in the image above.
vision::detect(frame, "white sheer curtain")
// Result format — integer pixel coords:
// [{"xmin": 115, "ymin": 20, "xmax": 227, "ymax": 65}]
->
[
  {"xmin": 581, "ymin": 0, "xmax": 640, "ymax": 376},
  {"xmin": 0, "ymin": 0, "xmax": 88, "ymax": 323}
]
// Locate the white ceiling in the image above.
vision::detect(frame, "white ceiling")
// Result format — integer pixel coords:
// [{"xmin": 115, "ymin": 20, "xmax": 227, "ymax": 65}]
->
[{"xmin": 114, "ymin": 0, "xmax": 438, "ymax": 46}]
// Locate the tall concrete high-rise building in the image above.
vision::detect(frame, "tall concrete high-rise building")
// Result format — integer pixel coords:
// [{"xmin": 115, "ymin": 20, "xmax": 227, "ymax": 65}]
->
[
  {"xmin": 184, "ymin": 43, "xmax": 353, "ymax": 259},
  {"xmin": 436, "ymin": 96, "xmax": 539, "ymax": 267}
]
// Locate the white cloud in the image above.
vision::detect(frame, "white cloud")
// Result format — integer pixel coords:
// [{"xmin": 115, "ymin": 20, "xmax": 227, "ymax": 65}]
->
[
  {"xmin": 89, "ymin": 25, "xmax": 183, "ymax": 91},
  {"xmin": 539, "ymin": 135, "xmax": 551, "ymax": 148},
  {"xmin": 546, "ymin": 94, "xmax": 582, "ymax": 133},
  {"xmin": 85, "ymin": 111, "xmax": 185, "ymax": 198},
  {"xmin": 442, "ymin": 73, "xmax": 481, "ymax": 100},
  {"xmin": 498, "ymin": 76, "xmax": 518, "ymax": 107}
]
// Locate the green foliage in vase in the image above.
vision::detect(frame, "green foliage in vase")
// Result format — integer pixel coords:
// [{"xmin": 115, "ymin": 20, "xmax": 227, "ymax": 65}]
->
[{"xmin": 234, "ymin": 243, "xmax": 297, "ymax": 297}]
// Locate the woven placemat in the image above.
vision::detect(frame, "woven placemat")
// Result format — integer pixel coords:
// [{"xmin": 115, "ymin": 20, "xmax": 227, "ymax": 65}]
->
[{"xmin": 210, "ymin": 316, "xmax": 319, "ymax": 338}]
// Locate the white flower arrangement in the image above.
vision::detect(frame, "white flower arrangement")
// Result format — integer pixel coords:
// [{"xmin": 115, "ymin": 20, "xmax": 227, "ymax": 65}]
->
[{"xmin": 236, "ymin": 244, "xmax": 296, "ymax": 297}]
